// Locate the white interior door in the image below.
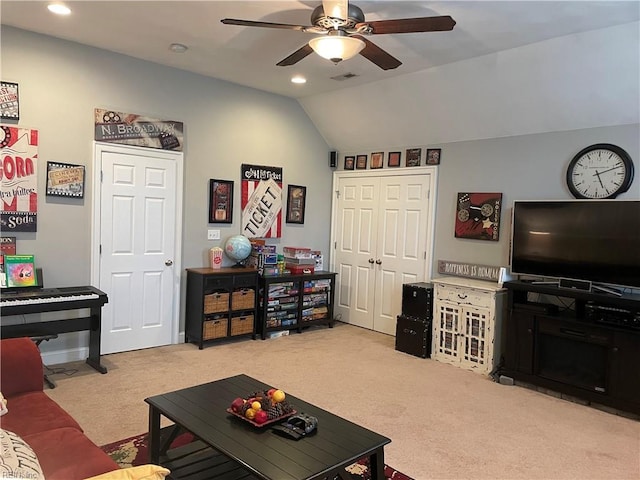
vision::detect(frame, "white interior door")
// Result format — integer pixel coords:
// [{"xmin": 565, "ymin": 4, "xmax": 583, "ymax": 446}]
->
[
  {"xmin": 93, "ymin": 143, "xmax": 182, "ymax": 354},
  {"xmin": 334, "ymin": 177, "xmax": 379, "ymax": 329},
  {"xmin": 332, "ymin": 169, "xmax": 435, "ymax": 335},
  {"xmin": 373, "ymin": 176, "xmax": 431, "ymax": 334}
]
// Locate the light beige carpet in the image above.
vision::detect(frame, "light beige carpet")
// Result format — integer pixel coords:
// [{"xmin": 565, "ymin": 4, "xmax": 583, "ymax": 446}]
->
[{"xmin": 44, "ymin": 322, "xmax": 639, "ymax": 479}]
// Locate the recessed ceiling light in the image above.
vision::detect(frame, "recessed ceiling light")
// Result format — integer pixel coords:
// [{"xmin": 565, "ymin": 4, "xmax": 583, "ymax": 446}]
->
[
  {"xmin": 291, "ymin": 76, "xmax": 307, "ymax": 84},
  {"xmin": 169, "ymin": 43, "xmax": 189, "ymax": 53},
  {"xmin": 47, "ymin": 3, "xmax": 71, "ymax": 15}
]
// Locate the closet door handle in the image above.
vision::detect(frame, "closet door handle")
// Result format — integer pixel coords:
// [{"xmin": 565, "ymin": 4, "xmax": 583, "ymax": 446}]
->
[
  {"xmin": 375, "ymin": 259, "xmax": 382, "ymax": 265},
  {"xmin": 368, "ymin": 258, "xmax": 375, "ymax": 264}
]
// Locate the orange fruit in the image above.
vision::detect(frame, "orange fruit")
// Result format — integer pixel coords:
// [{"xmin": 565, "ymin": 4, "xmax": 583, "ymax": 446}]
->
[
  {"xmin": 251, "ymin": 401, "xmax": 261, "ymax": 411},
  {"xmin": 245, "ymin": 408, "xmax": 256, "ymax": 420},
  {"xmin": 272, "ymin": 389, "xmax": 286, "ymax": 403}
]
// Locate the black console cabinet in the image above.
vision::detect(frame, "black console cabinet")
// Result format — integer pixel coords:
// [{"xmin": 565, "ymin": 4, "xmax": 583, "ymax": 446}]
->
[
  {"xmin": 501, "ymin": 281, "xmax": 640, "ymax": 415},
  {"xmin": 185, "ymin": 267, "xmax": 258, "ymax": 349},
  {"xmin": 258, "ymin": 272, "xmax": 337, "ymax": 340}
]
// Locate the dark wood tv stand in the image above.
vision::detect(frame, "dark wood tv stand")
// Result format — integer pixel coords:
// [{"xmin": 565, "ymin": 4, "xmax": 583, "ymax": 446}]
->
[{"xmin": 500, "ymin": 280, "xmax": 640, "ymax": 415}]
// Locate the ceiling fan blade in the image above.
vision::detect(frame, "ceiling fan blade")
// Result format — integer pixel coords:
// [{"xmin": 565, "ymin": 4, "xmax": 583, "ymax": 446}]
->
[
  {"xmin": 276, "ymin": 43, "xmax": 314, "ymax": 67},
  {"xmin": 357, "ymin": 15, "xmax": 456, "ymax": 35},
  {"xmin": 221, "ymin": 18, "xmax": 310, "ymax": 32},
  {"xmin": 322, "ymin": 0, "xmax": 349, "ymax": 19},
  {"xmin": 353, "ymin": 35, "xmax": 401, "ymax": 70}
]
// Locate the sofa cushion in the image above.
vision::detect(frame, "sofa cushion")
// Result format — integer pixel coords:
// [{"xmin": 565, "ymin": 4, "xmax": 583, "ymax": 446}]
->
[
  {"xmin": 0, "ymin": 391, "xmax": 82, "ymax": 438},
  {"xmin": 0, "ymin": 428, "xmax": 45, "ymax": 480},
  {"xmin": 0, "ymin": 338, "xmax": 44, "ymax": 397},
  {"xmin": 85, "ymin": 464, "xmax": 171, "ymax": 480},
  {"xmin": 23, "ymin": 427, "xmax": 119, "ymax": 480}
]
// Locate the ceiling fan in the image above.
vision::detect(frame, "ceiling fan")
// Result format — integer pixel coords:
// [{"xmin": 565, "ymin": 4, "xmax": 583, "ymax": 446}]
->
[{"xmin": 221, "ymin": 0, "xmax": 456, "ymax": 70}]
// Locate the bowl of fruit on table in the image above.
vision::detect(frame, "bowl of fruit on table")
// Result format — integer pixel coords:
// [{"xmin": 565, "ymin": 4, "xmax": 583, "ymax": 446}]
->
[{"xmin": 227, "ymin": 388, "xmax": 296, "ymax": 427}]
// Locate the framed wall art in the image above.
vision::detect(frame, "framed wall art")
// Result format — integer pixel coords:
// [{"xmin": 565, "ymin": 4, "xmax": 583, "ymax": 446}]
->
[
  {"xmin": 46, "ymin": 162, "xmax": 85, "ymax": 198},
  {"xmin": 388, "ymin": 151, "xmax": 401, "ymax": 167},
  {"xmin": 455, "ymin": 192, "xmax": 503, "ymax": 241},
  {"xmin": 371, "ymin": 152, "xmax": 384, "ymax": 169},
  {"xmin": 0, "ymin": 82, "xmax": 19, "ymax": 121},
  {"xmin": 209, "ymin": 179, "xmax": 233, "ymax": 223},
  {"xmin": 406, "ymin": 148, "xmax": 421, "ymax": 167},
  {"xmin": 240, "ymin": 164, "xmax": 283, "ymax": 238},
  {"xmin": 356, "ymin": 154, "xmax": 368, "ymax": 169},
  {"xmin": 286, "ymin": 184, "xmax": 306, "ymax": 224},
  {"xmin": 426, "ymin": 148, "xmax": 441, "ymax": 165},
  {"xmin": 344, "ymin": 155, "xmax": 355, "ymax": 170}
]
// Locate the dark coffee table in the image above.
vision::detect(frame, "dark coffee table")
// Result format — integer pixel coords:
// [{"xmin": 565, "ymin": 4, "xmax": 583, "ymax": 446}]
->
[{"xmin": 145, "ymin": 374, "xmax": 391, "ymax": 480}]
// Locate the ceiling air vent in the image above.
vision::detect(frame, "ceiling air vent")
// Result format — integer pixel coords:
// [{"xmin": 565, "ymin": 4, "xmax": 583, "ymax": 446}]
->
[{"xmin": 330, "ymin": 73, "xmax": 359, "ymax": 81}]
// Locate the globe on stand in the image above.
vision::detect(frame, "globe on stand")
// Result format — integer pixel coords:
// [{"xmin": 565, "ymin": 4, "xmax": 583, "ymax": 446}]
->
[{"xmin": 224, "ymin": 235, "xmax": 252, "ymax": 268}]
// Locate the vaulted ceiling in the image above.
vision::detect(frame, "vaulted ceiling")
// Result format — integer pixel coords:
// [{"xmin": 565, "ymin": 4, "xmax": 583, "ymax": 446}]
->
[{"xmin": 2, "ymin": 1, "xmax": 638, "ymax": 98}]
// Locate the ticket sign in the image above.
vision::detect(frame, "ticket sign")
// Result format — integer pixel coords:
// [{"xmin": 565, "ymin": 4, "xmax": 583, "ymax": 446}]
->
[
  {"xmin": 242, "ymin": 178, "xmax": 282, "ymax": 238},
  {"xmin": 241, "ymin": 164, "xmax": 283, "ymax": 239}
]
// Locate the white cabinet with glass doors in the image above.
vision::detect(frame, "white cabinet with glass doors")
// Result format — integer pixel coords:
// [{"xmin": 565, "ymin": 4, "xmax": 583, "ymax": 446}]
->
[{"xmin": 432, "ymin": 277, "xmax": 506, "ymax": 375}]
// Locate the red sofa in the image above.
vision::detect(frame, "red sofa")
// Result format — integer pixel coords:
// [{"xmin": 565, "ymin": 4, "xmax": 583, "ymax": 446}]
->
[{"xmin": 0, "ymin": 337, "xmax": 120, "ymax": 479}]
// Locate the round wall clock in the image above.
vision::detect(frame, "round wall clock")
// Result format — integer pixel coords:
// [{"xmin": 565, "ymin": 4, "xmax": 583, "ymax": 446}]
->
[{"xmin": 566, "ymin": 143, "xmax": 635, "ymax": 199}]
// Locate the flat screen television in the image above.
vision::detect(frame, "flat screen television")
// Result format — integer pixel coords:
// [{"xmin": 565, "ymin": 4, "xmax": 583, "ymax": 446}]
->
[{"xmin": 510, "ymin": 200, "xmax": 640, "ymax": 289}]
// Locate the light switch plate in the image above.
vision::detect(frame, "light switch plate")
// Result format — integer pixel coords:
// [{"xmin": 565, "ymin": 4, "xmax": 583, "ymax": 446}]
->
[{"xmin": 207, "ymin": 229, "xmax": 220, "ymax": 240}]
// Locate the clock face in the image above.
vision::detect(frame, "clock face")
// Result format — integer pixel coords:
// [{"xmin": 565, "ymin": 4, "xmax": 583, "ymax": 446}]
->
[{"xmin": 566, "ymin": 144, "xmax": 635, "ymax": 199}]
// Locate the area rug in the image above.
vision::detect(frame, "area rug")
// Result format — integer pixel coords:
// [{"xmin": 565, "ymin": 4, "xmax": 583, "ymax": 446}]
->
[{"xmin": 101, "ymin": 431, "xmax": 413, "ymax": 480}]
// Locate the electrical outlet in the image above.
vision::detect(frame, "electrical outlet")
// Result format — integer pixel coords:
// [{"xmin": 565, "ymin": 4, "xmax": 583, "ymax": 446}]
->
[{"xmin": 207, "ymin": 229, "xmax": 220, "ymax": 240}]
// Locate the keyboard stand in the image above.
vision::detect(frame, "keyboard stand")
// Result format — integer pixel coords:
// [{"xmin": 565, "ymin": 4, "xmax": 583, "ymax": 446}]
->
[
  {"xmin": 0, "ymin": 286, "xmax": 109, "ymax": 374},
  {"xmin": 31, "ymin": 334, "xmax": 58, "ymax": 389}
]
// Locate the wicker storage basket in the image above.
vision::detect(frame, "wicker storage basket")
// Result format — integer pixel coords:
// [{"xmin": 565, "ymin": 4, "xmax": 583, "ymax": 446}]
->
[
  {"xmin": 204, "ymin": 292, "xmax": 230, "ymax": 314},
  {"xmin": 203, "ymin": 318, "xmax": 228, "ymax": 340},
  {"xmin": 231, "ymin": 288, "xmax": 255, "ymax": 310},
  {"xmin": 231, "ymin": 315, "xmax": 254, "ymax": 336}
]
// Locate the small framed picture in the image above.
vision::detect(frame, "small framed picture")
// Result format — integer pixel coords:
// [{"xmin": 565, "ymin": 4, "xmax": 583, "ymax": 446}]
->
[
  {"xmin": 286, "ymin": 184, "xmax": 306, "ymax": 224},
  {"xmin": 0, "ymin": 81, "xmax": 19, "ymax": 120},
  {"xmin": 356, "ymin": 154, "xmax": 368, "ymax": 169},
  {"xmin": 371, "ymin": 152, "xmax": 384, "ymax": 169},
  {"xmin": 426, "ymin": 148, "xmax": 441, "ymax": 165},
  {"xmin": 388, "ymin": 151, "xmax": 401, "ymax": 167},
  {"xmin": 46, "ymin": 162, "xmax": 85, "ymax": 198},
  {"xmin": 344, "ymin": 155, "xmax": 355, "ymax": 170},
  {"xmin": 209, "ymin": 179, "xmax": 233, "ymax": 223},
  {"xmin": 406, "ymin": 148, "xmax": 421, "ymax": 167}
]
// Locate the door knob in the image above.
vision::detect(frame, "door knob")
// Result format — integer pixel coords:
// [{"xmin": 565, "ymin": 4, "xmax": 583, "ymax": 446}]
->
[
  {"xmin": 375, "ymin": 259, "xmax": 382, "ymax": 265},
  {"xmin": 368, "ymin": 258, "xmax": 375, "ymax": 264},
  {"xmin": 165, "ymin": 260, "xmax": 173, "ymax": 266}
]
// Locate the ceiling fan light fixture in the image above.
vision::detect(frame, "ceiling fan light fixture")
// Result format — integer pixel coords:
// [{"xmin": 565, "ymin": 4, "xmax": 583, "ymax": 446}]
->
[
  {"xmin": 47, "ymin": 3, "xmax": 71, "ymax": 15},
  {"xmin": 309, "ymin": 35, "xmax": 365, "ymax": 63}
]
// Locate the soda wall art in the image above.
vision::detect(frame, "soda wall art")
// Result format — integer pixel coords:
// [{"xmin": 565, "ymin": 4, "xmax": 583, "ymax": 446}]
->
[
  {"xmin": 0, "ymin": 126, "xmax": 38, "ymax": 232},
  {"xmin": 455, "ymin": 192, "xmax": 502, "ymax": 241}
]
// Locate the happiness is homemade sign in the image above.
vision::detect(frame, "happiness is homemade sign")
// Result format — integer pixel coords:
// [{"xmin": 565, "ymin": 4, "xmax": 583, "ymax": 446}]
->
[{"xmin": 437, "ymin": 260, "xmax": 508, "ymax": 283}]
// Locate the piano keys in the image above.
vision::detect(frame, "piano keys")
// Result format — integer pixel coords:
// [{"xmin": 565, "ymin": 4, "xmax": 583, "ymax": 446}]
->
[{"xmin": 0, "ymin": 286, "xmax": 109, "ymax": 374}]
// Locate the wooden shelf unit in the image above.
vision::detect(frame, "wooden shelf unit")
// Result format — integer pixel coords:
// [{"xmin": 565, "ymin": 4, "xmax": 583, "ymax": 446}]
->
[
  {"xmin": 185, "ymin": 267, "xmax": 258, "ymax": 349},
  {"xmin": 258, "ymin": 271, "xmax": 337, "ymax": 340}
]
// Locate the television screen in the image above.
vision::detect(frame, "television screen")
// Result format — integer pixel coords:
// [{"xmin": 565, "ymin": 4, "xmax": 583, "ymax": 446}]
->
[{"xmin": 510, "ymin": 200, "xmax": 640, "ymax": 289}]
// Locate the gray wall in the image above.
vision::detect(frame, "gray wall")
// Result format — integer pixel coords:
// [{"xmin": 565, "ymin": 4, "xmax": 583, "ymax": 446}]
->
[
  {"xmin": 2, "ymin": 22, "xmax": 639, "ymax": 361},
  {"xmin": 433, "ymin": 125, "xmax": 639, "ymax": 269},
  {"xmin": 309, "ymin": 21, "xmax": 639, "ymax": 280},
  {"xmin": 1, "ymin": 27, "xmax": 331, "ymax": 358},
  {"xmin": 337, "ymin": 123, "xmax": 639, "ymax": 280}
]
